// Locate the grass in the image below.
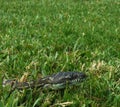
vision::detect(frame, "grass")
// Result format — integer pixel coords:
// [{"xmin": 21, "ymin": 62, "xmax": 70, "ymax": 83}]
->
[{"xmin": 0, "ymin": 0, "xmax": 120, "ymax": 106}]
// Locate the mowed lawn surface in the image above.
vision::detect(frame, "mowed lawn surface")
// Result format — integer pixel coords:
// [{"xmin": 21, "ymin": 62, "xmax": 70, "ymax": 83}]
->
[{"xmin": 0, "ymin": 0, "xmax": 120, "ymax": 107}]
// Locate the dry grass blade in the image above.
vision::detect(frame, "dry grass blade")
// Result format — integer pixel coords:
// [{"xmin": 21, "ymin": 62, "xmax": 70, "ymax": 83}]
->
[
  {"xmin": 52, "ymin": 101, "xmax": 73, "ymax": 107},
  {"xmin": 19, "ymin": 72, "xmax": 29, "ymax": 82}
]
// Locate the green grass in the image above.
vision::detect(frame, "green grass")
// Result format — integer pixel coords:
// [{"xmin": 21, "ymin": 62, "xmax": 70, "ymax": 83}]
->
[{"xmin": 0, "ymin": 0, "xmax": 120, "ymax": 106}]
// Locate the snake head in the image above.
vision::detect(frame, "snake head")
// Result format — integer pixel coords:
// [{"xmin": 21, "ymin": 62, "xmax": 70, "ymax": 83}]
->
[
  {"xmin": 49, "ymin": 71, "xmax": 87, "ymax": 84},
  {"xmin": 41, "ymin": 71, "xmax": 87, "ymax": 90}
]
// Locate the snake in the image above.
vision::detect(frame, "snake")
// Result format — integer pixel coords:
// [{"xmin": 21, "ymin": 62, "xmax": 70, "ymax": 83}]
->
[{"xmin": 2, "ymin": 71, "xmax": 87, "ymax": 90}]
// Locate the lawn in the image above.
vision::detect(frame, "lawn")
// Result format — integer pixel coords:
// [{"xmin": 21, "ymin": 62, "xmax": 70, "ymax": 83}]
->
[{"xmin": 0, "ymin": 0, "xmax": 120, "ymax": 107}]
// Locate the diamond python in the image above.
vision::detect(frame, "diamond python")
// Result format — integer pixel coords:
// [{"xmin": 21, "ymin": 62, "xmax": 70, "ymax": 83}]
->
[{"xmin": 3, "ymin": 71, "xmax": 87, "ymax": 90}]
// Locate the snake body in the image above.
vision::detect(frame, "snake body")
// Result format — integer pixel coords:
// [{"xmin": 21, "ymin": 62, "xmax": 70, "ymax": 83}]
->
[{"xmin": 3, "ymin": 71, "xmax": 87, "ymax": 90}]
